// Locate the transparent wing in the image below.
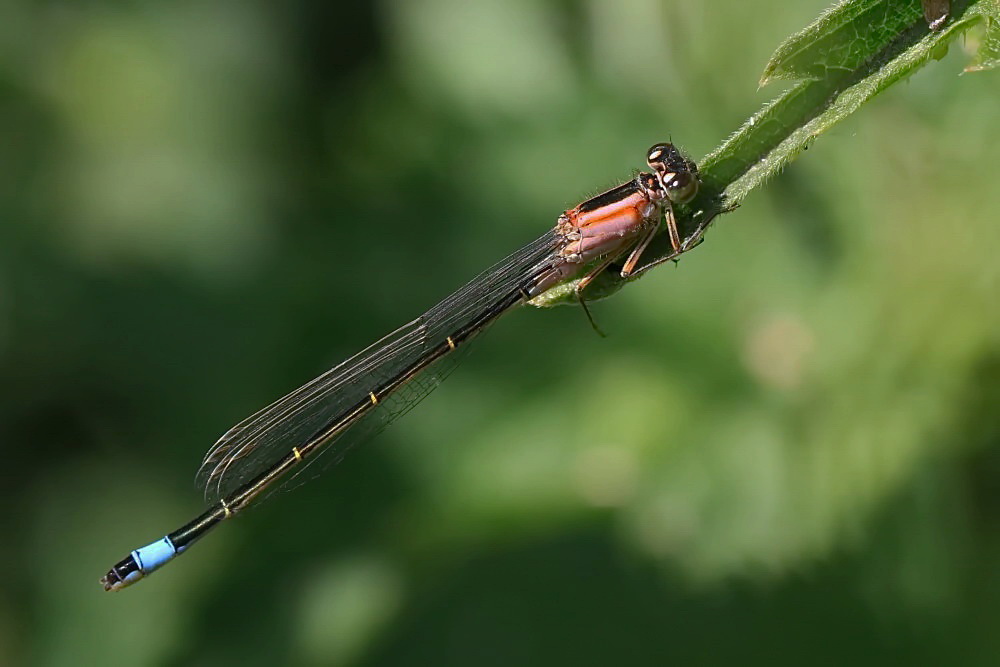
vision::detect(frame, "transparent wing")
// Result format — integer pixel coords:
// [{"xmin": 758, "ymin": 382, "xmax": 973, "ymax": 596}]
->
[{"xmin": 196, "ymin": 230, "xmax": 561, "ymax": 506}]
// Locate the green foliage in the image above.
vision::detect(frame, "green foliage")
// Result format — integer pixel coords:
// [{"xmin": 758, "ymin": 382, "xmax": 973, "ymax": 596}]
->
[{"xmin": 759, "ymin": 0, "xmax": 927, "ymax": 84}]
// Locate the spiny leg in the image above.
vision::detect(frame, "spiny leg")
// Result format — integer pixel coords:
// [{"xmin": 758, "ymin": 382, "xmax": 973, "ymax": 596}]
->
[
  {"xmin": 620, "ymin": 224, "xmax": 659, "ymax": 279},
  {"xmin": 577, "ymin": 294, "xmax": 606, "ymax": 338},
  {"xmin": 620, "ymin": 205, "xmax": 683, "ymax": 278},
  {"xmin": 629, "ymin": 205, "xmax": 718, "ymax": 277},
  {"xmin": 574, "ymin": 253, "xmax": 619, "ymax": 293},
  {"xmin": 574, "ymin": 253, "xmax": 620, "ymax": 338}
]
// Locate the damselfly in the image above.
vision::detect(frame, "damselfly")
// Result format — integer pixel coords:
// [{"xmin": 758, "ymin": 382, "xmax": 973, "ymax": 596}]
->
[{"xmin": 101, "ymin": 142, "xmax": 700, "ymax": 591}]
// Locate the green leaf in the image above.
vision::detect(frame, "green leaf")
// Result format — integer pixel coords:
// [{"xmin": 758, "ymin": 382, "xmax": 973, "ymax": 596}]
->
[
  {"xmin": 721, "ymin": 8, "xmax": 984, "ymax": 205},
  {"xmin": 759, "ymin": 0, "xmax": 925, "ymax": 85}
]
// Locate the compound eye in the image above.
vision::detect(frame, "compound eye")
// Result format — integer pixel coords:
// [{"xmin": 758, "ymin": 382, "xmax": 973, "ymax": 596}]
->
[
  {"xmin": 646, "ymin": 143, "xmax": 675, "ymax": 170},
  {"xmin": 665, "ymin": 172, "xmax": 698, "ymax": 203}
]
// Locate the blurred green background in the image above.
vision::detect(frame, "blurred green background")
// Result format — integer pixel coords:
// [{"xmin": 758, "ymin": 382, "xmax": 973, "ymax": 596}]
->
[{"xmin": 2, "ymin": 0, "xmax": 999, "ymax": 665}]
